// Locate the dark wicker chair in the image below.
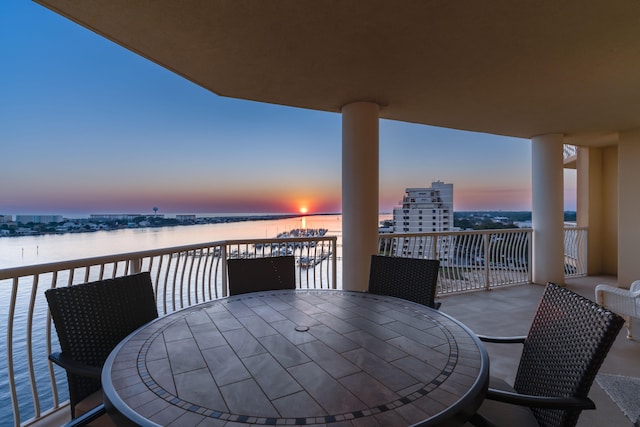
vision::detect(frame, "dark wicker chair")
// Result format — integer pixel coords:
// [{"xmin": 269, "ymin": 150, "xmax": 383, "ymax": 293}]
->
[
  {"xmin": 45, "ymin": 272, "xmax": 158, "ymax": 425},
  {"xmin": 227, "ymin": 256, "xmax": 296, "ymax": 296},
  {"xmin": 368, "ymin": 255, "xmax": 441, "ymax": 309},
  {"xmin": 469, "ymin": 283, "xmax": 625, "ymax": 427}
]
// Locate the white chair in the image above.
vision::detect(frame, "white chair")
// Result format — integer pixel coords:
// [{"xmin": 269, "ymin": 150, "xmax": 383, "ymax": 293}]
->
[{"xmin": 595, "ymin": 280, "xmax": 640, "ymax": 339}]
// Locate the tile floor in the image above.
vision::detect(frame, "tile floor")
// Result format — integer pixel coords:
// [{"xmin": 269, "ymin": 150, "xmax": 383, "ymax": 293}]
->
[{"xmin": 439, "ymin": 275, "xmax": 640, "ymax": 427}]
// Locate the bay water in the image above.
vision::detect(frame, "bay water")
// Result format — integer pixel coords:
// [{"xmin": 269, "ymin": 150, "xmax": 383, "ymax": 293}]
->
[{"xmin": 0, "ymin": 214, "xmax": 346, "ymax": 270}]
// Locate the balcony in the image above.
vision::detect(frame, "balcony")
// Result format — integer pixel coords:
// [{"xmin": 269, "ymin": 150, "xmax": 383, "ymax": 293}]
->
[
  {"xmin": 2, "ymin": 226, "xmax": 631, "ymax": 426},
  {"xmin": 6, "ymin": 2, "xmax": 639, "ymax": 424}
]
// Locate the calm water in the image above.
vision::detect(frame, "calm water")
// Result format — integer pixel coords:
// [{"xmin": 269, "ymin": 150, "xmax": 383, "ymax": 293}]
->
[{"xmin": 0, "ymin": 214, "xmax": 347, "ymax": 270}]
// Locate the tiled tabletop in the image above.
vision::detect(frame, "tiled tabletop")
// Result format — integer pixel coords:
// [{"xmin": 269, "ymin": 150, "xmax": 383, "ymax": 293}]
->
[{"xmin": 103, "ymin": 290, "xmax": 488, "ymax": 426}]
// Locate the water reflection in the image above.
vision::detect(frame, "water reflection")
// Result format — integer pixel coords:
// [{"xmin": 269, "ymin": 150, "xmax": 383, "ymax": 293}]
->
[{"xmin": 0, "ymin": 215, "xmax": 350, "ymax": 270}]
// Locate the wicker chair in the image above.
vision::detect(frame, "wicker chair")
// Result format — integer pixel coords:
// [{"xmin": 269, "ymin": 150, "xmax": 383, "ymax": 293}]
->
[
  {"xmin": 227, "ymin": 256, "xmax": 296, "ymax": 296},
  {"xmin": 469, "ymin": 283, "xmax": 625, "ymax": 427},
  {"xmin": 368, "ymin": 255, "xmax": 441, "ymax": 309},
  {"xmin": 595, "ymin": 280, "xmax": 640, "ymax": 339},
  {"xmin": 45, "ymin": 272, "xmax": 158, "ymax": 425}
]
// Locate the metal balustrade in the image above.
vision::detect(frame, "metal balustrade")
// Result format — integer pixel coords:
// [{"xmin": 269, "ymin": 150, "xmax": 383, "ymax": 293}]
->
[
  {"xmin": 378, "ymin": 229, "xmax": 534, "ymax": 293},
  {"xmin": 0, "ymin": 236, "xmax": 337, "ymax": 427},
  {"xmin": 0, "ymin": 228, "xmax": 587, "ymax": 426},
  {"xmin": 564, "ymin": 225, "xmax": 588, "ymax": 278},
  {"xmin": 564, "ymin": 143, "xmax": 578, "ymax": 161}
]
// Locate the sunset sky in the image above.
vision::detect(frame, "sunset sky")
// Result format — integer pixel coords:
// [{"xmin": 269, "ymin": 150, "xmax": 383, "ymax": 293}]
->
[{"xmin": 0, "ymin": 2, "xmax": 576, "ymax": 216}]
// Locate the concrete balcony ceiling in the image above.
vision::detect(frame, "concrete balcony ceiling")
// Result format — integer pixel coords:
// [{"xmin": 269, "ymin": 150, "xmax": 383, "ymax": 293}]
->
[{"xmin": 35, "ymin": 0, "xmax": 640, "ymax": 144}]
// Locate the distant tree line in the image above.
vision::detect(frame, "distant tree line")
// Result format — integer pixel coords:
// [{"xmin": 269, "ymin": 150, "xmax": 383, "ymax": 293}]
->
[{"xmin": 454, "ymin": 211, "xmax": 576, "ymax": 230}]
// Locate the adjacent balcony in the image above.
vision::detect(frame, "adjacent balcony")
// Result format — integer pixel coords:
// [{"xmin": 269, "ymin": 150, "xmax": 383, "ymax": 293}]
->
[{"xmin": 3, "ymin": 227, "xmax": 634, "ymax": 427}]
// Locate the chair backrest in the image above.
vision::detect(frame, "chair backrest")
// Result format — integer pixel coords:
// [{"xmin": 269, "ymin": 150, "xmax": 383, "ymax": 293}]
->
[
  {"xmin": 368, "ymin": 255, "xmax": 440, "ymax": 309},
  {"xmin": 514, "ymin": 283, "xmax": 624, "ymax": 427},
  {"xmin": 45, "ymin": 272, "xmax": 158, "ymax": 411},
  {"xmin": 227, "ymin": 256, "xmax": 296, "ymax": 296}
]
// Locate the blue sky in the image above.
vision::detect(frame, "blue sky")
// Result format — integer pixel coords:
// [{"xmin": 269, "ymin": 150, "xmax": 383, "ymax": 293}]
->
[{"xmin": 0, "ymin": 1, "xmax": 576, "ymax": 216}]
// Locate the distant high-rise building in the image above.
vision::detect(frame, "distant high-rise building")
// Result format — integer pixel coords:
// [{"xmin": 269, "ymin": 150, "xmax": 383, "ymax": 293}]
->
[
  {"xmin": 391, "ymin": 181, "xmax": 454, "ymax": 262},
  {"xmin": 393, "ymin": 181, "xmax": 453, "ymax": 233}
]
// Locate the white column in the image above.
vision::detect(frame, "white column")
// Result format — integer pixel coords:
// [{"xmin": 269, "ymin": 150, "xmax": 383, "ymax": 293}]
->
[
  {"xmin": 531, "ymin": 134, "xmax": 565, "ymax": 285},
  {"xmin": 341, "ymin": 101, "xmax": 379, "ymax": 291},
  {"xmin": 618, "ymin": 128, "xmax": 640, "ymax": 287}
]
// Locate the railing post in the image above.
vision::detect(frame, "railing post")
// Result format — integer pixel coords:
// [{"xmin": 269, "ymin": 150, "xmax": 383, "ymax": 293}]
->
[
  {"xmin": 431, "ymin": 235, "xmax": 438, "ymax": 260},
  {"xmin": 129, "ymin": 257, "xmax": 142, "ymax": 274},
  {"xmin": 221, "ymin": 245, "xmax": 228, "ymax": 297},
  {"xmin": 331, "ymin": 237, "xmax": 338, "ymax": 289},
  {"xmin": 484, "ymin": 234, "xmax": 490, "ymax": 291},
  {"xmin": 528, "ymin": 230, "xmax": 533, "ymax": 283},
  {"xmin": 8, "ymin": 277, "xmax": 20, "ymax": 427}
]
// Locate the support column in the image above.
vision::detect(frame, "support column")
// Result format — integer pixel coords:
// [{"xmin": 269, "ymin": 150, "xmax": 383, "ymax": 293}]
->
[
  {"xmin": 618, "ymin": 128, "xmax": 640, "ymax": 287},
  {"xmin": 576, "ymin": 146, "xmax": 604, "ymax": 275},
  {"xmin": 341, "ymin": 102, "xmax": 379, "ymax": 291},
  {"xmin": 531, "ymin": 134, "xmax": 565, "ymax": 285}
]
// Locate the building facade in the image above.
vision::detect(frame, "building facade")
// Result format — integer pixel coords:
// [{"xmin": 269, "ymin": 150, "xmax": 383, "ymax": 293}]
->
[
  {"xmin": 176, "ymin": 214, "xmax": 196, "ymax": 223},
  {"xmin": 15, "ymin": 215, "xmax": 63, "ymax": 224},
  {"xmin": 393, "ymin": 181, "xmax": 454, "ymax": 233},
  {"xmin": 391, "ymin": 181, "xmax": 454, "ymax": 262}
]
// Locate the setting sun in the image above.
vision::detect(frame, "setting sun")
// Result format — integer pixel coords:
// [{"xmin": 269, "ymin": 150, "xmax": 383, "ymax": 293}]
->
[{"xmin": 300, "ymin": 207, "xmax": 308, "ymax": 214}]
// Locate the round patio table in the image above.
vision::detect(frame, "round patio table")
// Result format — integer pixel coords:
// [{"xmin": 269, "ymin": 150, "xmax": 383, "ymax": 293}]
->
[{"xmin": 102, "ymin": 289, "xmax": 488, "ymax": 426}]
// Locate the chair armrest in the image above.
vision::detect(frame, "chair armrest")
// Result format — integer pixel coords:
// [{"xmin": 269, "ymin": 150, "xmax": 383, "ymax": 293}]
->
[
  {"xmin": 49, "ymin": 353, "xmax": 102, "ymax": 378},
  {"xmin": 477, "ymin": 335, "xmax": 526, "ymax": 344},
  {"xmin": 595, "ymin": 284, "xmax": 640, "ymax": 299},
  {"xmin": 64, "ymin": 403, "xmax": 107, "ymax": 427},
  {"xmin": 595, "ymin": 284, "xmax": 640, "ymax": 317},
  {"xmin": 486, "ymin": 387, "xmax": 596, "ymax": 410}
]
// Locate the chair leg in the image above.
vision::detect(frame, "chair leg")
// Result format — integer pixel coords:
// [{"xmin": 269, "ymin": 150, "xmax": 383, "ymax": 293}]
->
[
  {"xmin": 625, "ymin": 315, "xmax": 633, "ymax": 339},
  {"xmin": 65, "ymin": 404, "xmax": 107, "ymax": 427}
]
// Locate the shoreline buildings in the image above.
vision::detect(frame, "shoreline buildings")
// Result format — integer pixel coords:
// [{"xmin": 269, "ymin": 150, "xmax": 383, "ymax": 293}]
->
[{"xmin": 14, "ymin": 215, "xmax": 64, "ymax": 224}]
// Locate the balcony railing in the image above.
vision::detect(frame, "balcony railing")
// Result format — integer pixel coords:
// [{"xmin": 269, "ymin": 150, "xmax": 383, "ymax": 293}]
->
[
  {"xmin": 564, "ymin": 225, "xmax": 588, "ymax": 278},
  {"xmin": 0, "ymin": 236, "xmax": 337, "ymax": 427},
  {"xmin": 564, "ymin": 143, "xmax": 578, "ymax": 161},
  {"xmin": 1, "ymin": 227, "xmax": 586, "ymax": 426},
  {"xmin": 378, "ymin": 229, "xmax": 533, "ymax": 292}
]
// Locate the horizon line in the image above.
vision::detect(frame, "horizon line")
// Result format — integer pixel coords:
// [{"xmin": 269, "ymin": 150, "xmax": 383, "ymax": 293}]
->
[{"xmin": 0, "ymin": 209, "xmax": 578, "ymax": 219}]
